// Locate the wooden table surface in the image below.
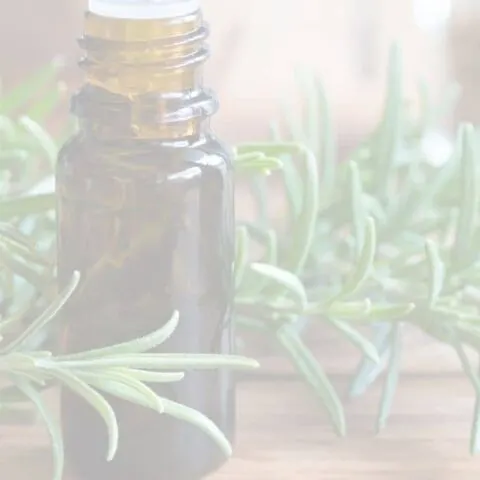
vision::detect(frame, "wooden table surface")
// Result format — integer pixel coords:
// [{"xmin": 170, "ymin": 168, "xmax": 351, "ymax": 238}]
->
[{"xmin": 2, "ymin": 327, "xmax": 480, "ymax": 479}]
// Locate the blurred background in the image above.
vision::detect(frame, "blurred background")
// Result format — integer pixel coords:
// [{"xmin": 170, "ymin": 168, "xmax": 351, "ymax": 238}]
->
[{"xmin": 1, "ymin": 0, "xmax": 480, "ymax": 153}]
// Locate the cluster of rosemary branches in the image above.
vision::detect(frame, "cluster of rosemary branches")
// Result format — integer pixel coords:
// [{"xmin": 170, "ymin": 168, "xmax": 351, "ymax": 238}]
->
[
  {"xmin": 2, "ymin": 40, "xmax": 480, "ymax": 480},
  {"xmin": 249, "ymin": 43, "xmax": 480, "ymax": 453}
]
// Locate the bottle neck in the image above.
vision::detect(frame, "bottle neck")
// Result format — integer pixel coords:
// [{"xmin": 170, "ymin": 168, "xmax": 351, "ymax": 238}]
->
[{"xmin": 73, "ymin": 10, "xmax": 216, "ymax": 142}]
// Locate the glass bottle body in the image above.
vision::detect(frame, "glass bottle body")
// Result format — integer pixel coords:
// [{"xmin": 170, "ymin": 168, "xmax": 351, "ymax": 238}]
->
[
  {"xmin": 56, "ymin": 10, "xmax": 235, "ymax": 480},
  {"xmin": 57, "ymin": 132, "xmax": 235, "ymax": 480}
]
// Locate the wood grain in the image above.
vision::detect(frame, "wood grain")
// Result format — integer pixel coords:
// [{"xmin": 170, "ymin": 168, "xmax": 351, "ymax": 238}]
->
[{"xmin": 1, "ymin": 372, "xmax": 480, "ymax": 480}]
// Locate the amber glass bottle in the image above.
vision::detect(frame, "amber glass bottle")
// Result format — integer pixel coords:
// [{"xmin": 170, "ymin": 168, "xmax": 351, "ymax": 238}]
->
[{"xmin": 56, "ymin": 1, "xmax": 235, "ymax": 479}]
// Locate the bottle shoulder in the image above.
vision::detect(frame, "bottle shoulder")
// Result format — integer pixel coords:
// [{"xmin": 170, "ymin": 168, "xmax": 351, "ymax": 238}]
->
[
  {"xmin": 59, "ymin": 131, "xmax": 231, "ymax": 163},
  {"xmin": 56, "ymin": 132, "xmax": 233, "ymax": 183},
  {"xmin": 58, "ymin": 132, "xmax": 233, "ymax": 168}
]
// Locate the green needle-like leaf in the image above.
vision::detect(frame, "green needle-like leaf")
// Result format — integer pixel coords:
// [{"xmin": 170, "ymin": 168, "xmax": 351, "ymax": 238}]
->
[
  {"xmin": 0, "ymin": 235, "xmax": 52, "ymax": 267},
  {"xmin": 27, "ymin": 83, "xmax": 65, "ymax": 124},
  {"xmin": 0, "ymin": 193, "xmax": 55, "ymax": 220},
  {"xmin": 13, "ymin": 377, "xmax": 64, "ymax": 480},
  {"xmin": 453, "ymin": 124, "xmax": 478, "ymax": 269},
  {"xmin": 328, "ymin": 319, "xmax": 380, "ymax": 364},
  {"xmin": 316, "ymin": 76, "xmax": 336, "ymax": 199},
  {"xmin": 78, "ymin": 370, "xmax": 165, "ymax": 413},
  {"xmin": 276, "ymin": 324, "xmax": 345, "ymax": 436},
  {"xmin": 0, "ymin": 246, "xmax": 49, "ymax": 290},
  {"xmin": 376, "ymin": 324, "xmax": 402, "ymax": 433},
  {"xmin": 472, "ymin": 390, "xmax": 480, "ymax": 456},
  {"xmin": 425, "ymin": 240, "xmax": 445, "ymax": 307},
  {"xmin": 453, "ymin": 341, "xmax": 480, "ymax": 455},
  {"xmin": 348, "ymin": 161, "xmax": 367, "ymax": 256},
  {"xmin": 19, "ymin": 116, "xmax": 58, "ymax": 165},
  {"xmin": 234, "ymin": 150, "xmax": 283, "ymax": 175},
  {"xmin": 262, "ymin": 228, "xmax": 278, "ymax": 265},
  {"xmin": 340, "ymin": 217, "xmax": 376, "ymax": 298},
  {"xmin": 374, "ymin": 43, "xmax": 403, "ymax": 196},
  {"xmin": 51, "ymin": 369, "xmax": 119, "ymax": 462},
  {"xmin": 280, "ymin": 155, "xmax": 304, "ymax": 218},
  {"xmin": 52, "ymin": 354, "xmax": 260, "ymax": 371},
  {"xmin": 363, "ymin": 303, "xmax": 415, "ymax": 323},
  {"xmin": 282, "ymin": 146, "xmax": 319, "ymax": 273},
  {"xmin": 162, "ymin": 398, "xmax": 233, "ymax": 457},
  {"xmin": 3, "ymin": 271, "xmax": 80, "ymax": 353},
  {"xmin": 269, "ymin": 108, "xmax": 303, "ymax": 220},
  {"xmin": 324, "ymin": 299, "xmax": 372, "ymax": 319},
  {"xmin": 58, "ymin": 311, "xmax": 179, "ymax": 360},
  {"xmin": 349, "ymin": 325, "xmax": 393, "ymax": 398},
  {"xmin": 244, "ymin": 229, "xmax": 279, "ymax": 296},
  {"xmin": 249, "ymin": 262, "xmax": 308, "ymax": 309},
  {"xmin": 102, "ymin": 368, "xmax": 185, "ymax": 383}
]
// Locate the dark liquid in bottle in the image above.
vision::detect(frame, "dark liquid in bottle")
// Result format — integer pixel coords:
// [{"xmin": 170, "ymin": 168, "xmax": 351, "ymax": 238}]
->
[
  {"xmin": 58, "ymin": 131, "xmax": 234, "ymax": 480},
  {"xmin": 57, "ymin": 84, "xmax": 235, "ymax": 478}
]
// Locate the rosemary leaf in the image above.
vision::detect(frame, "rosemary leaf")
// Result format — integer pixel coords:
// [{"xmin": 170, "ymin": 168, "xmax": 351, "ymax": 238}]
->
[
  {"xmin": 234, "ymin": 150, "xmax": 282, "ymax": 174},
  {"xmin": 161, "ymin": 398, "xmax": 233, "ymax": 457},
  {"xmin": 376, "ymin": 324, "xmax": 402, "ymax": 433},
  {"xmin": 280, "ymin": 154, "xmax": 304, "ymax": 218},
  {"xmin": 281, "ymin": 145, "xmax": 319, "ymax": 273},
  {"xmin": 2, "ymin": 271, "xmax": 80, "ymax": 353},
  {"xmin": 77, "ymin": 370, "xmax": 165, "ymax": 413},
  {"xmin": 348, "ymin": 161, "xmax": 367, "ymax": 256},
  {"xmin": 18, "ymin": 116, "xmax": 58, "ymax": 165},
  {"xmin": 276, "ymin": 324, "xmax": 345, "ymax": 436},
  {"xmin": 57, "ymin": 310, "xmax": 179, "ymax": 360},
  {"xmin": 324, "ymin": 299, "xmax": 372, "ymax": 319},
  {"xmin": 349, "ymin": 324, "xmax": 393, "ymax": 398},
  {"xmin": 50, "ymin": 368, "xmax": 119, "ymax": 462},
  {"xmin": 316, "ymin": 76, "xmax": 336, "ymax": 198},
  {"xmin": 328, "ymin": 319, "xmax": 380, "ymax": 364},
  {"xmin": 339, "ymin": 217, "xmax": 376, "ymax": 298},
  {"xmin": 51, "ymin": 354, "xmax": 260, "ymax": 371},
  {"xmin": 13, "ymin": 377, "xmax": 64, "ymax": 480},
  {"xmin": 99, "ymin": 368, "xmax": 185, "ymax": 383},
  {"xmin": 249, "ymin": 262, "xmax": 307, "ymax": 309},
  {"xmin": 0, "ymin": 193, "xmax": 55, "ymax": 220},
  {"xmin": 453, "ymin": 341, "xmax": 480, "ymax": 454},
  {"xmin": 425, "ymin": 239, "xmax": 445, "ymax": 307},
  {"xmin": 453, "ymin": 124, "xmax": 478, "ymax": 269}
]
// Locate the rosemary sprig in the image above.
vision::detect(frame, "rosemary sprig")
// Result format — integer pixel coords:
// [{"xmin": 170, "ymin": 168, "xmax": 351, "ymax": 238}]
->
[{"xmin": 0, "ymin": 271, "xmax": 257, "ymax": 480}]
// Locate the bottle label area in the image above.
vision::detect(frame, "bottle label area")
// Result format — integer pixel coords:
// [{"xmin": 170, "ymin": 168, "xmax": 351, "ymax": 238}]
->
[{"xmin": 88, "ymin": 0, "xmax": 200, "ymax": 19}]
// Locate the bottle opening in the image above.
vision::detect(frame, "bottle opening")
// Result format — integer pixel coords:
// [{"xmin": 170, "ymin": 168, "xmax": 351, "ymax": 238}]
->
[
  {"xmin": 88, "ymin": 0, "xmax": 200, "ymax": 19},
  {"xmin": 76, "ymin": 7, "xmax": 213, "ymax": 141}
]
